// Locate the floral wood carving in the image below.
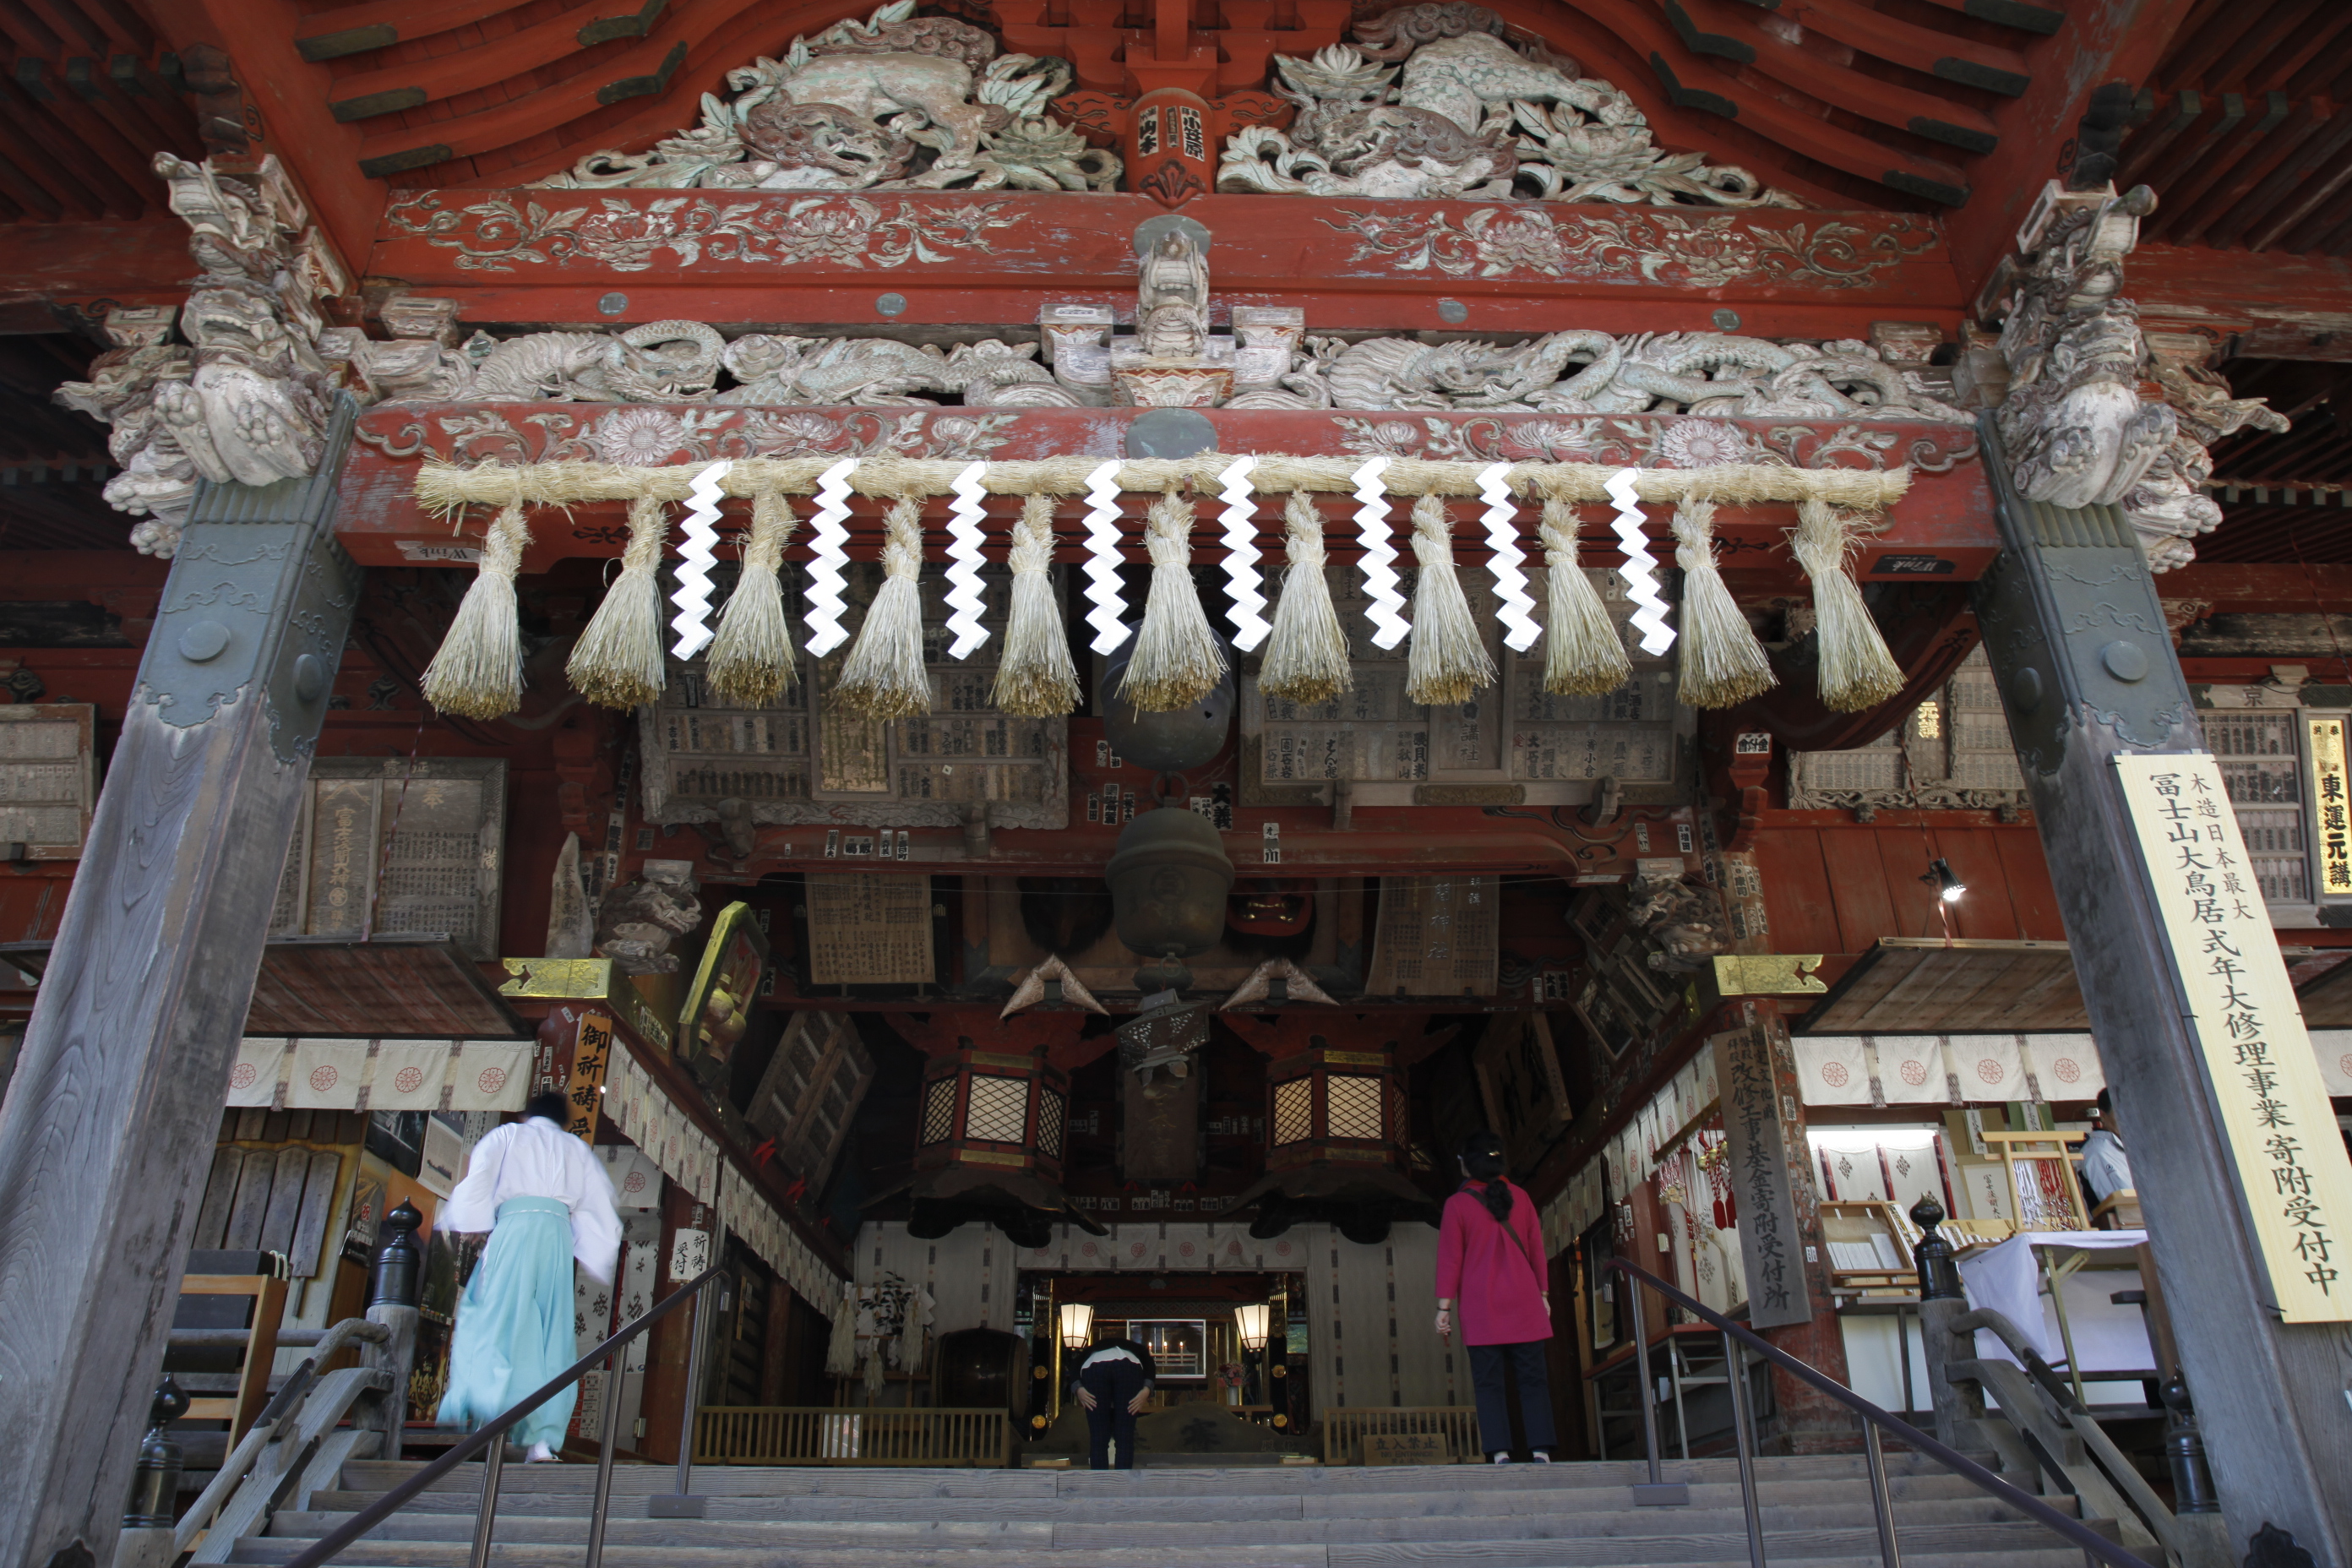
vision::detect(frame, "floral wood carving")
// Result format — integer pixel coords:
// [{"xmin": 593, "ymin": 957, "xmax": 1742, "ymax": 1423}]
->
[
  {"xmin": 1324, "ymin": 208, "xmax": 1936, "ymax": 289},
  {"xmin": 1217, "ymin": 3, "xmax": 1796, "ymax": 206},
  {"xmin": 350, "ymin": 405, "xmax": 1974, "ymax": 476},
  {"xmin": 352, "ymin": 406, "xmax": 1021, "ymax": 468},
  {"xmin": 532, "ymin": 1, "xmax": 1119, "ymax": 195},
  {"xmin": 382, "ymin": 192, "xmax": 1021, "ymax": 274}
]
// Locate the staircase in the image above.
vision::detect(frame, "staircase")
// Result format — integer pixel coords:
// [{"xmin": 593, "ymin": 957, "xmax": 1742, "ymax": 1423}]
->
[{"xmin": 234, "ymin": 1451, "xmax": 2116, "ymax": 1567}]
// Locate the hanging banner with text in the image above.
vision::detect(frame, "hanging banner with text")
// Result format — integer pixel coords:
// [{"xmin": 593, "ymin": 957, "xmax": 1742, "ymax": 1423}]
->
[{"xmin": 2116, "ymin": 753, "xmax": 2352, "ymax": 1322}]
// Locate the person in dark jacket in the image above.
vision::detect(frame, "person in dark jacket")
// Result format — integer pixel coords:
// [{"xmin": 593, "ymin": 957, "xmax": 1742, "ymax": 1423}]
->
[
  {"xmin": 1435, "ymin": 1130, "xmax": 1556, "ymax": 1462},
  {"xmin": 1073, "ymin": 1331, "xmax": 1158, "ymax": 1469}
]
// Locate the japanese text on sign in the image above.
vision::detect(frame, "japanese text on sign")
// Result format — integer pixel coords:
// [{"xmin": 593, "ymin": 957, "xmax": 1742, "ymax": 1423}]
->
[
  {"xmin": 2116, "ymin": 753, "xmax": 2352, "ymax": 1321},
  {"xmin": 564, "ymin": 1013, "xmax": 614, "ymax": 1145},
  {"xmin": 2308, "ymin": 718, "xmax": 2349, "ymax": 896}
]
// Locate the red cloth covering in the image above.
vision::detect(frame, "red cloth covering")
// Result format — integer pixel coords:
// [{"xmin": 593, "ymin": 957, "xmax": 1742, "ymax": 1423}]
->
[{"xmin": 1435, "ymin": 1181, "xmax": 1554, "ymax": 1346}]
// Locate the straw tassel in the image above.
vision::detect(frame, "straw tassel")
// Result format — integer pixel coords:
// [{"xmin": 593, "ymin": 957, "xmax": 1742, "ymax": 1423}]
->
[
  {"xmin": 1669, "ymin": 499, "xmax": 1777, "ymax": 708},
  {"xmin": 705, "ymin": 490, "xmax": 798, "ymax": 708},
  {"xmin": 1539, "ymin": 498, "xmax": 1633, "ymax": 697},
  {"xmin": 422, "ymin": 497, "xmax": 531, "ymax": 720},
  {"xmin": 1260, "ymin": 491, "xmax": 1352, "ymax": 706},
  {"xmin": 1791, "ymin": 499, "xmax": 1903, "ymax": 711},
  {"xmin": 833, "ymin": 498, "xmax": 932, "ymax": 720},
  {"xmin": 1404, "ymin": 494, "xmax": 1495, "ymax": 707},
  {"xmin": 992, "ymin": 494, "xmax": 1081, "ymax": 717},
  {"xmin": 567, "ymin": 495, "xmax": 671, "ymax": 710},
  {"xmin": 1119, "ymin": 490, "xmax": 1226, "ymax": 711}
]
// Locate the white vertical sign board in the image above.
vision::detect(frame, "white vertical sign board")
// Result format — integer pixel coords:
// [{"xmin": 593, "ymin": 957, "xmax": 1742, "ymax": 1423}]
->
[{"xmin": 2115, "ymin": 753, "xmax": 2352, "ymax": 1321}]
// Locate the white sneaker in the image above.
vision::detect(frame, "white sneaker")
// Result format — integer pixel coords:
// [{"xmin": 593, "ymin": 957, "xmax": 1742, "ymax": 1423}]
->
[{"xmin": 525, "ymin": 1442, "xmax": 557, "ymax": 1463}]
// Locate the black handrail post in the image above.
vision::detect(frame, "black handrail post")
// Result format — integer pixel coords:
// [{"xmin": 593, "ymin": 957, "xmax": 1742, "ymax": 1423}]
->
[
  {"xmin": 585, "ymin": 1348, "xmax": 627, "ymax": 1568},
  {"xmin": 1627, "ymin": 1274, "xmax": 1690, "ymax": 1506},
  {"xmin": 1863, "ymin": 1420, "xmax": 1902, "ymax": 1568},
  {"xmin": 651, "ymin": 1277, "xmax": 712, "ymax": 1520},
  {"xmin": 466, "ymin": 1435, "xmax": 503, "ymax": 1568},
  {"xmin": 1724, "ymin": 1329, "xmax": 1766, "ymax": 1568}
]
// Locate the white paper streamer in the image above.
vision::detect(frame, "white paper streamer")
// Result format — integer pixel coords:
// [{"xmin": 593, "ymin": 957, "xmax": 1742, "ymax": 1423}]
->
[
  {"xmin": 1478, "ymin": 461, "xmax": 1538, "ymax": 654},
  {"xmin": 804, "ymin": 457, "xmax": 858, "ymax": 656},
  {"xmin": 1217, "ymin": 455, "xmax": 1268, "ymax": 652},
  {"xmin": 944, "ymin": 461, "xmax": 991, "ymax": 660},
  {"xmin": 668, "ymin": 459, "xmax": 732, "ymax": 660},
  {"xmin": 1352, "ymin": 455, "xmax": 1407, "ymax": 651},
  {"xmin": 1606, "ymin": 467, "xmax": 1674, "ymax": 656},
  {"xmin": 1081, "ymin": 459, "xmax": 1130, "ymax": 655}
]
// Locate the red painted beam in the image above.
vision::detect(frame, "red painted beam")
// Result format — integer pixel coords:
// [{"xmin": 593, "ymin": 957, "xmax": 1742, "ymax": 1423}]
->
[
  {"xmin": 2133, "ymin": 240, "xmax": 2352, "ymax": 336},
  {"xmin": 0, "ymin": 219, "xmax": 194, "ymax": 302}
]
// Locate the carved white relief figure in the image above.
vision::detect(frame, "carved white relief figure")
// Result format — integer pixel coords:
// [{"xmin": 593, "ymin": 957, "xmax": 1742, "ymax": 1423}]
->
[
  {"xmin": 56, "ymin": 154, "xmax": 360, "ymax": 557},
  {"xmin": 540, "ymin": 1, "xmax": 1119, "ymax": 194},
  {"xmin": 1991, "ymin": 182, "xmax": 2286, "ymax": 569},
  {"xmin": 1218, "ymin": 3, "xmax": 1796, "ymax": 206}
]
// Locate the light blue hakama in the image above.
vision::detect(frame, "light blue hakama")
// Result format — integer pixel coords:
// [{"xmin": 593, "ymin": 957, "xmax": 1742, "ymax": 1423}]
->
[{"xmin": 436, "ymin": 1196, "xmax": 578, "ymax": 1450}]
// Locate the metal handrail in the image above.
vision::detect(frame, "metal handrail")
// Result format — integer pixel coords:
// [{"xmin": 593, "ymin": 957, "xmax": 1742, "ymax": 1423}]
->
[
  {"xmin": 1604, "ymin": 1258, "xmax": 2158, "ymax": 1568},
  {"xmin": 279, "ymin": 1263, "xmax": 727, "ymax": 1568}
]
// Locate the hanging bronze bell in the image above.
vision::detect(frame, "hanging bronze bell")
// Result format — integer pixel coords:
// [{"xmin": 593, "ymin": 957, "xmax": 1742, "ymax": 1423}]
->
[{"xmin": 1105, "ymin": 803, "xmax": 1233, "ymax": 989}]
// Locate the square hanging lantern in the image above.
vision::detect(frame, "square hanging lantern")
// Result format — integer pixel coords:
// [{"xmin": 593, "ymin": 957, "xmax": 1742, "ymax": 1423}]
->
[
  {"xmin": 1264, "ymin": 1045, "xmax": 1406, "ymax": 1174},
  {"xmin": 1059, "ymin": 1301, "xmax": 1096, "ymax": 1350},
  {"xmin": 1233, "ymin": 1302, "xmax": 1271, "ymax": 1351},
  {"xmin": 913, "ymin": 1044, "xmax": 1071, "ymax": 1181}
]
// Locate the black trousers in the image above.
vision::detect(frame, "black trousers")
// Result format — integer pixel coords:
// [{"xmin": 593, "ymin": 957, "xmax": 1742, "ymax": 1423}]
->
[
  {"xmin": 1467, "ymin": 1341, "xmax": 1557, "ymax": 1458},
  {"xmin": 1080, "ymin": 1358, "xmax": 1150, "ymax": 1468}
]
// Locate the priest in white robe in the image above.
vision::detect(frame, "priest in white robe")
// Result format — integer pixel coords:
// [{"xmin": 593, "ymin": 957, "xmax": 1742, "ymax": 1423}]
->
[{"xmin": 437, "ymin": 1090, "xmax": 623, "ymax": 1462}]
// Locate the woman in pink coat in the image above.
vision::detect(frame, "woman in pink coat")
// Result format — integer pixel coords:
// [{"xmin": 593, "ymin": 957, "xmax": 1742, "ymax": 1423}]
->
[{"xmin": 1435, "ymin": 1130, "xmax": 1556, "ymax": 1462}]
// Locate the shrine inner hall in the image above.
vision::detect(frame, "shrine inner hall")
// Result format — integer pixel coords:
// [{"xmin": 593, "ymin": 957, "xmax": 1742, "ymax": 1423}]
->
[{"xmin": 0, "ymin": 1, "xmax": 2348, "ymax": 1566}]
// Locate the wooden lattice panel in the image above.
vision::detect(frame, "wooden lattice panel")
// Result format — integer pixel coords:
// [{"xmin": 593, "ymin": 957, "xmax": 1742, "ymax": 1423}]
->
[{"xmin": 1801, "ymin": 938, "xmax": 2088, "ymax": 1036}]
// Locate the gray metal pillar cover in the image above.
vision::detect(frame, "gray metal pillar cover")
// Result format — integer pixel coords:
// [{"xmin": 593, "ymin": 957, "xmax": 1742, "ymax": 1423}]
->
[
  {"xmin": 1971, "ymin": 413, "xmax": 2352, "ymax": 1562},
  {"xmin": 0, "ymin": 403, "xmax": 363, "ymax": 1568}
]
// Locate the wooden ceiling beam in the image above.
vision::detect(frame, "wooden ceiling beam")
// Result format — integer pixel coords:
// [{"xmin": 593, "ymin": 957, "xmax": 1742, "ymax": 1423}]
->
[
  {"xmin": 141, "ymin": 0, "xmax": 385, "ymax": 274},
  {"xmin": 295, "ymin": 0, "xmax": 537, "ymax": 62},
  {"xmin": 2202, "ymin": 101, "xmax": 2352, "ymax": 252},
  {"xmin": 1941, "ymin": 0, "xmax": 2197, "ymax": 302},
  {"xmin": 324, "ymin": 0, "xmax": 656, "ymax": 124}
]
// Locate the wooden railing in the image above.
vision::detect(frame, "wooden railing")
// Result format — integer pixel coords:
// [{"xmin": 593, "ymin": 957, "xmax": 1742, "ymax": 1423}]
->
[
  {"xmin": 695, "ymin": 1407, "xmax": 1015, "ymax": 1467},
  {"xmin": 1320, "ymin": 1406, "xmax": 1480, "ymax": 1465}
]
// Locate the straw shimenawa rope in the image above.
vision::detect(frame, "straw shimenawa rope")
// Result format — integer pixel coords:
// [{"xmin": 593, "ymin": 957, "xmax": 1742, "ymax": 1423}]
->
[
  {"xmin": 412, "ymin": 455, "xmax": 1913, "ymax": 512},
  {"xmin": 1669, "ymin": 499, "xmax": 1778, "ymax": 709},
  {"xmin": 567, "ymin": 495, "xmax": 671, "ymax": 710},
  {"xmin": 1403, "ymin": 495, "xmax": 1496, "ymax": 707},
  {"xmin": 705, "ymin": 489, "xmax": 798, "ymax": 708},
  {"xmin": 1120, "ymin": 490, "xmax": 1226, "ymax": 712},
  {"xmin": 408, "ymin": 456, "xmax": 1919, "ymax": 713},
  {"xmin": 1260, "ymin": 490, "xmax": 1352, "ymax": 706},
  {"xmin": 834, "ymin": 498, "xmax": 932, "ymax": 719},
  {"xmin": 1538, "ymin": 498, "xmax": 1632, "ymax": 697},
  {"xmin": 992, "ymin": 494, "xmax": 1081, "ymax": 717},
  {"xmin": 1791, "ymin": 498, "xmax": 1903, "ymax": 711},
  {"xmin": 421, "ymin": 490, "xmax": 532, "ymax": 720}
]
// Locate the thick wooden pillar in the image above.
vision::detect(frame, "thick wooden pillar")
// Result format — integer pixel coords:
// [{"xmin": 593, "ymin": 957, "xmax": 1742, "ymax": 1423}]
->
[
  {"xmin": 0, "ymin": 411, "xmax": 362, "ymax": 1568},
  {"xmin": 1972, "ymin": 419, "xmax": 2352, "ymax": 1563}
]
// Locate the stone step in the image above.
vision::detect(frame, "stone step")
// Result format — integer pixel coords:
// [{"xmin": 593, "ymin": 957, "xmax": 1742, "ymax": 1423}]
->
[
  {"xmin": 230, "ymin": 1529, "xmax": 2104, "ymax": 1568},
  {"xmin": 269, "ymin": 1495, "xmax": 2072, "ymax": 1549},
  {"xmin": 335, "ymin": 1453, "xmax": 1955, "ymax": 1500},
  {"xmin": 310, "ymin": 1472, "xmax": 2002, "ymax": 1522}
]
